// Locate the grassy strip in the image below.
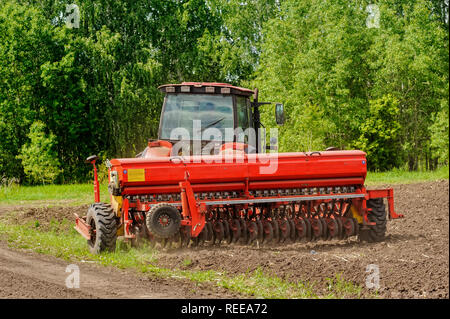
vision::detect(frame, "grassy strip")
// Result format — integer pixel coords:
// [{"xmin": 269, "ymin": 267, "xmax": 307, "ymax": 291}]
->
[
  {"xmin": 0, "ymin": 183, "xmax": 109, "ymax": 205},
  {"xmin": 365, "ymin": 165, "xmax": 448, "ymax": 185},
  {"xmin": 0, "ymin": 219, "xmax": 364, "ymax": 299}
]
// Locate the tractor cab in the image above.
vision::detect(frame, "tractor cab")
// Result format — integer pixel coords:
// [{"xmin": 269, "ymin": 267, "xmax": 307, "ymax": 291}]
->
[{"xmin": 138, "ymin": 82, "xmax": 284, "ymax": 158}]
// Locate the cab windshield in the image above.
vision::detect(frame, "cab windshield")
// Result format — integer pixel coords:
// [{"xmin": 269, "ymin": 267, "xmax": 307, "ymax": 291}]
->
[{"xmin": 160, "ymin": 94, "xmax": 234, "ymax": 141}]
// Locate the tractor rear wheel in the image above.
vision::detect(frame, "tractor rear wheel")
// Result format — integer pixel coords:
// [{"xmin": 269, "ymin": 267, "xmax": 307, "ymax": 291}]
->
[
  {"xmin": 146, "ymin": 203, "xmax": 181, "ymax": 239},
  {"xmin": 359, "ymin": 198, "xmax": 387, "ymax": 243},
  {"xmin": 86, "ymin": 203, "xmax": 117, "ymax": 254}
]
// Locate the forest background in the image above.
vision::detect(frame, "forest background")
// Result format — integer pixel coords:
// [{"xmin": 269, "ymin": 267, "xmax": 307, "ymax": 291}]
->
[{"xmin": 0, "ymin": 0, "xmax": 448, "ymax": 184}]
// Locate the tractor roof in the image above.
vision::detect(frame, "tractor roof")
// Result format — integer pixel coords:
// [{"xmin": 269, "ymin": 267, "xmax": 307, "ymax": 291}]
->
[{"xmin": 158, "ymin": 82, "xmax": 255, "ymax": 97}]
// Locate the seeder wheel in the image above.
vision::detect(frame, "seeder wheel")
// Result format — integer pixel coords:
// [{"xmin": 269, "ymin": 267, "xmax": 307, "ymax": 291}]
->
[{"xmin": 146, "ymin": 204, "xmax": 181, "ymax": 239}]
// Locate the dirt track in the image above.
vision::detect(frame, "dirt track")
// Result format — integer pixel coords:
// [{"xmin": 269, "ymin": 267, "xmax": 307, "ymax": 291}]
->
[
  {"xmin": 0, "ymin": 242, "xmax": 241, "ymax": 299},
  {"xmin": 0, "ymin": 180, "xmax": 448, "ymax": 298}
]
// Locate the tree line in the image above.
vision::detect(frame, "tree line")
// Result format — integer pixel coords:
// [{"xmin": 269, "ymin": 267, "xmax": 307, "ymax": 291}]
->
[{"xmin": 0, "ymin": 0, "xmax": 448, "ymax": 184}]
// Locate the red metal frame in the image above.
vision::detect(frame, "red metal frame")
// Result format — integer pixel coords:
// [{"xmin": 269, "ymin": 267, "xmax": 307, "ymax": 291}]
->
[
  {"xmin": 86, "ymin": 158, "xmax": 100, "ymax": 203},
  {"xmin": 367, "ymin": 188, "xmax": 404, "ymax": 219},
  {"xmin": 78, "ymin": 148, "xmax": 402, "ymax": 240},
  {"xmin": 74, "ymin": 213, "xmax": 91, "ymax": 240}
]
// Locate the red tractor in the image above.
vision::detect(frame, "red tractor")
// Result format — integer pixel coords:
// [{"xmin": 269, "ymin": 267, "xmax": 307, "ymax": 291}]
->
[{"xmin": 75, "ymin": 82, "xmax": 403, "ymax": 253}]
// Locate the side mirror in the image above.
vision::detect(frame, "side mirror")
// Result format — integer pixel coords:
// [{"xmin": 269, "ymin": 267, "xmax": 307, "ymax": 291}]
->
[{"xmin": 275, "ymin": 103, "xmax": 285, "ymax": 125}]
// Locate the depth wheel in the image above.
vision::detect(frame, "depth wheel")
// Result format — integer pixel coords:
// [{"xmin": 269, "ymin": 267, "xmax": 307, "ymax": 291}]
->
[{"xmin": 146, "ymin": 204, "xmax": 181, "ymax": 239}]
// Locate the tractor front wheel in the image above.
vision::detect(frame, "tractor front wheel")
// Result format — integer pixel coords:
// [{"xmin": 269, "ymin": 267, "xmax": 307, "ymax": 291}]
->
[{"xmin": 86, "ymin": 203, "xmax": 118, "ymax": 254}]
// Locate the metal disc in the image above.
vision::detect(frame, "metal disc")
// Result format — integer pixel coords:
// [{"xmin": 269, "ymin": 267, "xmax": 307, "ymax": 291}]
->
[
  {"xmin": 213, "ymin": 221, "xmax": 224, "ymax": 245},
  {"xmin": 288, "ymin": 218, "xmax": 296, "ymax": 242},
  {"xmin": 256, "ymin": 220, "xmax": 264, "ymax": 242},
  {"xmin": 278, "ymin": 219, "xmax": 290, "ymax": 243},
  {"xmin": 198, "ymin": 225, "xmax": 208, "ymax": 246},
  {"xmin": 294, "ymin": 217, "xmax": 307, "ymax": 241},
  {"xmin": 239, "ymin": 219, "xmax": 248, "ymax": 244},
  {"xmin": 342, "ymin": 217, "xmax": 355, "ymax": 238},
  {"xmin": 326, "ymin": 218, "xmax": 339, "ymax": 239},
  {"xmin": 206, "ymin": 221, "xmax": 214, "ymax": 242},
  {"xmin": 303, "ymin": 217, "xmax": 312, "ymax": 242},
  {"xmin": 319, "ymin": 217, "xmax": 328, "ymax": 240},
  {"xmin": 262, "ymin": 220, "xmax": 274, "ymax": 244},
  {"xmin": 352, "ymin": 218, "xmax": 360, "ymax": 236},
  {"xmin": 247, "ymin": 221, "xmax": 258, "ymax": 244},
  {"xmin": 190, "ymin": 236, "xmax": 199, "ymax": 247},
  {"xmin": 310, "ymin": 218, "xmax": 322, "ymax": 240},
  {"xmin": 230, "ymin": 219, "xmax": 241, "ymax": 243},
  {"xmin": 336, "ymin": 217, "xmax": 345, "ymax": 240},
  {"xmin": 180, "ymin": 226, "xmax": 191, "ymax": 248},
  {"xmin": 222, "ymin": 220, "xmax": 232, "ymax": 244},
  {"xmin": 171, "ymin": 231, "xmax": 182, "ymax": 249},
  {"xmin": 271, "ymin": 219, "xmax": 280, "ymax": 243}
]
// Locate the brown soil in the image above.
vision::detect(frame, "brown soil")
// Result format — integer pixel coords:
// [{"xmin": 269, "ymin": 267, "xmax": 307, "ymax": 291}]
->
[{"xmin": 0, "ymin": 180, "xmax": 448, "ymax": 298}]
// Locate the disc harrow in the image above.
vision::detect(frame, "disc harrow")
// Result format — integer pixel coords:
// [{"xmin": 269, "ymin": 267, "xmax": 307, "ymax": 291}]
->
[{"xmin": 126, "ymin": 188, "xmax": 364, "ymax": 248}]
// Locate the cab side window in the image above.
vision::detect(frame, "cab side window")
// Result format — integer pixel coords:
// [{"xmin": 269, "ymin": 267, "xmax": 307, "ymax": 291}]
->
[{"xmin": 237, "ymin": 96, "xmax": 252, "ymax": 130}]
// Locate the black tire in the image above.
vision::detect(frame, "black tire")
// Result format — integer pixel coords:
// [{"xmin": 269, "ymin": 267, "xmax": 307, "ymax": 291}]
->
[
  {"xmin": 86, "ymin": 203, "xmax": 117, "ymax": 254},
  {"xmin": 358, "ymin": 198, "xmax": 387, "ymax": 243},
  {"xmin": 146, "ymin": 203, "xmax": 181, "ymax": 239}
]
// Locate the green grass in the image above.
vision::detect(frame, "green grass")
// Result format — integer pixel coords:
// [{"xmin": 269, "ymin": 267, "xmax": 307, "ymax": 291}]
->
[
  {"xmin": 365, "ymin": 165, "xmax": 449, "ymax": 185},
  {"xmin": 0, "ymin": 182, "xmax": 109, "ymax": 205},
  {"xmin": 0, "ymin": 218, "xmax": 365, "ymax": 299}
]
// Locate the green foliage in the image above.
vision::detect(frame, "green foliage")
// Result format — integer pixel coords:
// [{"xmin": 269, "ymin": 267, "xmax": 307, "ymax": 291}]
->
[
  {"xmin": 254, "ymin": 0, "xmax": 448, "ymax": 171},
  {"xmin": 0, "ymin": 0, "xmax": 448, "ymax": 183},
  {"xmin": 430, "ymin": 98, "xmax": 449, "ymax": 164},
  {"xmin": 354, "ymin": 95, "xmax": 401, "ymax": 171},
  {"xmin": 16, "ymin": 121, "xmax": 61, "ymax": 184}
]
